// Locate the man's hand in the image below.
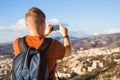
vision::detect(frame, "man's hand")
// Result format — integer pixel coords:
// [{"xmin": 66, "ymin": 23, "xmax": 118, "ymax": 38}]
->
[{"xmin": 59, "ymin": 24, "xmax": 68, "ymax": 36}]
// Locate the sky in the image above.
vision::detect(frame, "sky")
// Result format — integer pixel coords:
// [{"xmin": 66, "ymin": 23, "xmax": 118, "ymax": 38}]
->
[{"xmin": 0, "ymin": 0, "xmax": 120, "ymax": 43}]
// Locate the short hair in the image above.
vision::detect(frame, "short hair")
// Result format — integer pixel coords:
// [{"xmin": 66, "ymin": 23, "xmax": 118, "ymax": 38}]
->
[{"xmin": 26, "ymin": 7, "xmax": 46, "ymax": 27}]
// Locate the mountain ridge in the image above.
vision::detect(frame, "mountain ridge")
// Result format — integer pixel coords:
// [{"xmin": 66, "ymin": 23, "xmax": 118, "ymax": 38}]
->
[{"xmin": 1, "ymin": 32, "xmax": 120, "ymax": 55}]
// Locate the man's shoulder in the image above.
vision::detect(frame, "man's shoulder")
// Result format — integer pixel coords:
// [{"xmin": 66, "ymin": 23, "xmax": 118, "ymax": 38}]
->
[
  {"xmin": 13, "ymin": 37, "xmax": 21, "ymax": 44},
  {"xmin": 13, "ymin": 37, "xmax": 22, "ymax": 56},
  {"xmin": 49, "ymin": 38, "xmax": 65, "ymax": 50},
  {"xmin": 50, "ymin": 38, "xmax": 62, "ymax": 45},
  {"xmin": 13, "ymin": 37, "xmax": 24, "ymax": 47}
]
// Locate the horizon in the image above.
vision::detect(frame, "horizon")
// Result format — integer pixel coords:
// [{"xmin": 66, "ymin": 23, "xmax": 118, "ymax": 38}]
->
[
  {"xmin": 1, "ymin": 31, "xmax": 120, "ymax": 44},
  {"xmin": 0, "ymin": 0, "xmax": 120, "ymax": 43}
]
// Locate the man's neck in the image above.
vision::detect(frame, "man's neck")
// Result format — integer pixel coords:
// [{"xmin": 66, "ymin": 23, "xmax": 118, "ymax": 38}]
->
[{"xmin": 29, "ymin": 31, "xmax": 40, "ymax": 36}]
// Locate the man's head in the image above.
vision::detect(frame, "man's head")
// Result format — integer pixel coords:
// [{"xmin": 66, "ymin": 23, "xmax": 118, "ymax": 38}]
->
[{"xmin": 26, "ymin": 7, "xmax": 46, "ymax": 36}]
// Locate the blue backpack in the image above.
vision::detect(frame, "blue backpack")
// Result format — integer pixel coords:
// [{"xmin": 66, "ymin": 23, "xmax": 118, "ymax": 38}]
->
[{"xmin": 10, "ymin": 37, "xmax": 53, "ymax": 80}]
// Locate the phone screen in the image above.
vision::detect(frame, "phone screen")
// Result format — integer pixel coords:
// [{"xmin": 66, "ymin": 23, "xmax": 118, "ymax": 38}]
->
[{"xmin": 52, "ymin": 25, "xmax": 59, "ymax": 31}]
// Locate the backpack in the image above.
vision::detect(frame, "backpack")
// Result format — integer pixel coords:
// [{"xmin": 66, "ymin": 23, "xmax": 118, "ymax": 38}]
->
[{"xmin": 10, "ymin": 37, "xmax": 53, "ymax": 80}]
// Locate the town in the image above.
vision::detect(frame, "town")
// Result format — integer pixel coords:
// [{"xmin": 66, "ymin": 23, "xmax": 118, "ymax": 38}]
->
[{"xmin": 0, "ymin": 47, "xmax": 120, "ymax": 80}]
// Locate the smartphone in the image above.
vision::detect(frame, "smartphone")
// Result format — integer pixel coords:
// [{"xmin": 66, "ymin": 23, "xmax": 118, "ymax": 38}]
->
[{"xmin": 51, "ymin": 25, "xmax": 59, "ymax": 31}]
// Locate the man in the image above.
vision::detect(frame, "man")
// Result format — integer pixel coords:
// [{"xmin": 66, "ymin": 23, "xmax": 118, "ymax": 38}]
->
[{"xmin": 13, "ymin": 7, "xmax": 71, "ymax": 80}]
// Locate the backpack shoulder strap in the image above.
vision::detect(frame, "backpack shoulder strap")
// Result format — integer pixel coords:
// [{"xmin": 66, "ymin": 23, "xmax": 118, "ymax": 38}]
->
[
  {"xmin": 18, "ymin": 37, "xmax": 28, "ymax": 52},
  {"xmin": 37, "ymin": 38, "xmax": 53, "ymax": 80},
  {"xmin": 38, "ymin": 38, "xmax": 53, "ymax": 53}
]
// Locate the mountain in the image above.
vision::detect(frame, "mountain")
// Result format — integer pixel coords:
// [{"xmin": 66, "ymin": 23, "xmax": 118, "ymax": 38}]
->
[
  {"xmin": 1, "ymin": 32, "xmax": 120, "ymax": 55},
  {"xmin": 0, "ymin": 43, "xmax": 13, "ymax": 55},
  {"xmin": 48, "ymin": 31, "xmax": 90, "ymax": 39},
  {"xmin": 72, "ymin": 33, "xmax": 120, "ymax": 50}
]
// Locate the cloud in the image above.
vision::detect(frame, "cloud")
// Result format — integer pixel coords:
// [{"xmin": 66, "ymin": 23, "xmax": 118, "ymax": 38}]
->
[
  {"xmin": 0, "ymin": 18, "xmax": 60, "ymax": 43},
  {"xmin": 0, "ymin": 18, "xmax": 68, "ymax": 37},
  {"xmin": 0, "ymin": 18, "xmax": 61, "ymax": 34},
  {"xmin": 0, "ymin": 27, "xmax": 4, "ymax": 33},
  {"xmin": 94, "ymin": 28, "xmax": 120, "ymax": 35},
  {"xmin": 46, "ymin": 18, "xmax": 69, "ymax": 28},
  {"xmin": 3, "ymin": 18, "xmax": 67, "ymax": 32},
  {"xmin": 46, "ymin": 18, "xmax": 60, "ymax": 25},
  {"xmin": 0, "ymin": 18, "xmax": 28, "ymax": 38},
  {"xmin": 9, "ymin": 18, "xmax": 26, "ymax": 31},
  {"xmin": 0, "ymin": 19, "xmax": 26, "ymax": 32},
  {"xmin": 0, "ymin": 27, "xmax": 6, "ymax": 33},
  {"xmin": 104, "ymin": 28, "xmax": 120, "ymax": 34},
  {"xmin": 0, "ymin": 27, "xmax": 5, "ymax": 30}
]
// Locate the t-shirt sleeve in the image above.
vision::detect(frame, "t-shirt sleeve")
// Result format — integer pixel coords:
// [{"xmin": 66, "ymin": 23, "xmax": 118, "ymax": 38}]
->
[
  {"xmin": 46, "ymin": 39, "xmax": 66, "ymax": 60},
  {"xmin": 13, "ymin": 38, "xmax": 20, "ymax": 56}
]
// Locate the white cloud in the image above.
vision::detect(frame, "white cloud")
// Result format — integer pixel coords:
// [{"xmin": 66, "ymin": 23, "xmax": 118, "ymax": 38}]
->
[
  {"xmin": 0, "ymin": 18, "xmax": 28, "ymax": 39},
  {"xmin": 0, "ymin": 27, "xmax": 6, "ymax": 30},
  {"xmin": 46, "ymin": 18, "xmax": 60, "ymax": 25},
  {"xmin": 0, "ymin": 18, "xmax": 58, "ymax": 36},
  {"xmin": 93, "ymin": 28, "xmax": 120, "ymax": 35},
  {"xmin": 0, "ymin": 18, "xmax": 26, "ymax": 32},
  {"xmin": 104, "ymin": 28, "xmax": 120, "ymax": 34},
  {"xmin": 16, "ymin": 18, "xmax": 25, "ymax": 25},
  {"xmin": 46, "ymin": 18, "xmax": 69, "ymax": 28},
  {"xmin": 0, "ymin": 18, "xmax": 61, "ymax": 34},
  {"xmin": 9, "ymin": 18, "xmax": 26, "ymax": 31}
]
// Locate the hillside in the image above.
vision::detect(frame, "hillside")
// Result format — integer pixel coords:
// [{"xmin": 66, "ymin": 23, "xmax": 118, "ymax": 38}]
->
[
  {"xmin": 0, "ymin": 43, "xmax": 13, "ymax": 55},
  {"xmin": 1, "ymin": 33, "xmax": 120, "ymax": 55},
  {"xmin": 72, "ymin": 33, "xmax": 120, "ymax": 50}
]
